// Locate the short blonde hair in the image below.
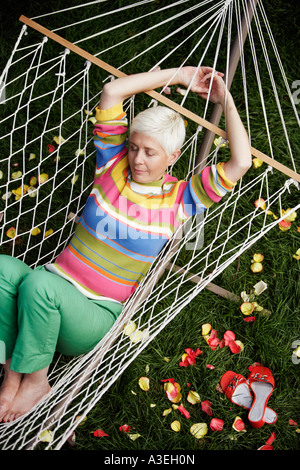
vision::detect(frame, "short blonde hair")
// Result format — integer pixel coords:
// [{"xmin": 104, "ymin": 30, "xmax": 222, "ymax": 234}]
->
[{"xmin": 130, "ymin": 106, "xmax": 186, "ymax": 156}]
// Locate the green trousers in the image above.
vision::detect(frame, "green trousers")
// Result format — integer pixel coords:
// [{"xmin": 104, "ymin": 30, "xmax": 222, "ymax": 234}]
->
[{"xmin": 0, "ymin": 255, "xmax": 123, "ymax": 373}]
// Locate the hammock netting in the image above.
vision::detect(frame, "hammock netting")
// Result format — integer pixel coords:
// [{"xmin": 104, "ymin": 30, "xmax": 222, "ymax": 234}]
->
[{"xmin": 0, "ymin": 0, "xmax": 299, "ymax": 449}]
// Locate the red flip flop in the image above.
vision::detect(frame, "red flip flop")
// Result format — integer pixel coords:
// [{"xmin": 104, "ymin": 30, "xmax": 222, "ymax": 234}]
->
[
  {"xmin": 220, "ymin": 371, "xmax": 277, "ymax": 425},
  {"xmin": 247, "ymin": 365, "xmax": 275, "ymax": 428}
]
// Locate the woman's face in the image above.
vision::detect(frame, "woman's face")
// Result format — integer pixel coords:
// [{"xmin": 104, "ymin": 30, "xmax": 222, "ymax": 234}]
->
[{"xmin": 128, "ymin": 132, "xmax": 179, "ymax": 184}]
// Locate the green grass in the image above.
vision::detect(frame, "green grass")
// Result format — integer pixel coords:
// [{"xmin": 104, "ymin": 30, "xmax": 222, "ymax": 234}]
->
[{"xmin": 0, "ymin": 0, "xmax": 299, "ymax": 452}]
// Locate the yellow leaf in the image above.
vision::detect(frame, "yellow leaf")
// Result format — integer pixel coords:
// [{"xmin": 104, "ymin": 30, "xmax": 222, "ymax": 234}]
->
[
  {"xmin": 31, "ymin": 227, "xmax": 41, "ymax": 236},
  {"xmin": 252, "ymin": 253, "xmax": 264, "ymax": 262},
  {"xmin": 6, "ymin": 227, "xmax": 16, "ymax": 239},
  {"xmin": 29, "ymin": 153, "xmax": 36, "ymax": 161},
  {"xmin": 171, "ymin": 420, "xmax": 181, "ymax": 432},
  {"xmin": 11, "ymin": 171, "xmax": 22, "ymax": 180},
  {"xmin": 240, "ymin": 302, "xmax": 255, "ymax": 316},
  {"xmin": 30, "ymin": 176, "xmax": 37, "ymax": 186},
  {"xmin": 71, "ymin": 174, "xmax": 79, "ymax": 185},
  {"xmin": 138, "ymin": 377, "xmax": 150, "ymax": 392},
  {"xmin": 250, "ymin": 262, "xmax": 263, "ymax": 273},
  {"xmin": 201, "ymin": 323, "xmax": 212, "ymax": 336},
  {"xmin": 44, "ymin": 228, "xmax": 54, "ymax": 238},
  {"xmin": 128, "ymin": 433, "xmax": 141, "ymax": 441},
  {"xmin": 281, "ymin": 208, "xmax": 297, "ymax": 222},
  {"xmin": 187, "ymin": 390, "xmax": 201, "ymax": 405},
  {"xmin": 129, "ymin": 329, "xmax": 143, "ymax": 343},
  {"xmin": 252, "ymin": 157, "xmax": 263, "ymax": 169},
  {"xmin": 39, "ymin": 173, "xmax": 49, "ymax": 184},
  {"xmin": 53, "ymin": 135, "xmax": 65, "ymax": 145},
  {"xmin": 190, "ymin": 423, "xmax": 208, "ymax": 439},
  {"xmin": 162, "ymin": 408, "xmax": 172, "ymax": 416},
  {"xmin": 38, "ymin": 430, "xmax": 54, "ymax": 443},
  {"xmin": 254, "ymin": 198, "xmax": 266, "ymax": 210},
  {"xmin": 293, "ymin": 248, "xmax": 300, "ymax": 260},
  {"xmin": 123, "ymin": 321, "xmax": 137, "ymax": 336},
  {"xmin": 0, "ymin": 170, "xmax": 3, "ymax": 179}
]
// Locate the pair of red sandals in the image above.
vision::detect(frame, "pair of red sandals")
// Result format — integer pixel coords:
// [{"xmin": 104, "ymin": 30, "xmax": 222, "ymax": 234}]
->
[{"xmin": 220, "ymin": 363, "xmax": 276, "ymax": 428}]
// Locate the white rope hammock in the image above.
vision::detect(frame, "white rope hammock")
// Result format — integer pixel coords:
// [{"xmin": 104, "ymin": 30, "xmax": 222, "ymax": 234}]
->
[{"xmin": 0, "ymin": 0, "xmax": 299, "ymax": 450}]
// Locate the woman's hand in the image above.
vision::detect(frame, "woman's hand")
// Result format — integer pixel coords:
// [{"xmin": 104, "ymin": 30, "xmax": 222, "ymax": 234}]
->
[
  {"xmin": 177, "ymin": 66, "xmax": 224, "ymax": 98},
  {"xmin": 196, "ymin": 72, "xmax": 228, "ymax": 107}
]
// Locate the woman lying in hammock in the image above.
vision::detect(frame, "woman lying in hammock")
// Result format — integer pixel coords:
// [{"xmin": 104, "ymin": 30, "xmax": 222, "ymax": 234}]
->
[{"xmin": 0, "ymin": 66, "xmax": 252, "ymax": 422}]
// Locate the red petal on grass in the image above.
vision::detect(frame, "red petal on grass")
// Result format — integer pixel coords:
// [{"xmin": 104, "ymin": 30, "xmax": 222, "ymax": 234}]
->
[
  {"xmin": 233, "ymin": 417, "xmax": 246, "ymax": 432},
  {"xmin": 48, "ymin": 144, "xmax": 55, "ymax": 153},
  {"xmin": 179, "ymin": 348, "xmax": 202, "ymax": 367},
  {"xmin": 258, "ymin": 445, "xmax": 274, "ymax": 450},
  {"xmin": 93, "ymin": 429, "xmax": 108, "ymax": 437},
  {"xmin": 289, "ymin": 419, "xmax": 298, "ymax": 426},
  {"xmin": 119, "ymin": 425, "xmax": 131, "ymax": 433},
  {"xmin": 244, "ymin": 316, "xmax": 256, "ymax": 322},
  {"xmin": 223, "ymin": 330, "xmax": 235, "ymax": 346},
  {"xmin": 210, "ymin": 418, "xmax": 224, "ymax": 431},
  {"xmin": 178, "ymin": 405, "xmax": 190, "ymax": 419},
  {"xmin": 265, "ymin": 432, "xmax": 276, "ymax": 446},
  {"xmin": 207, "ymin": 330, "xmax": 220, "ymax": 350},
  {"xmin": 201, "ymin": 400, "xmax": 213, "ymax": 416},
  {"xmin": 228, "ymin": 339, "xmax": 241, "ymax": 354}
]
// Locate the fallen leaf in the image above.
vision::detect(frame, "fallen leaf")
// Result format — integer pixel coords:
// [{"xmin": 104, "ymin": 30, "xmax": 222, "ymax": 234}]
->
[
  {"xmin": 123, "ymin": 320, "xmax": 137, "ymax": 336},
  {"xmin": 138, "ymin": 377, "xmax": 150, "ymax": 391},
  {"xmin": 293, "ymin": 248, "xmax": 300, "ymax": 260},
  {"xmin": 240, "ymin": 302, "xmax": 255, "ymax": 315},
  {"xmin": 190, "ymin": 423, "xmax": 208, "ymax": 439},
  {"xmin": 38, "ymin": 430, "xmax": 54, "ymax": 443},
  {"xmin": 187, "ymin": 390, "xmax": 201, "ymax": 405},
  {"xmin": 201, "ymin": 323, "xmax": 212, "ymax": 336},
  {"xmin": 6, "ymin": 227, "xmax": 16, "ymax": 239},
  {"xmin": 252, "ymin": 157, "xmax": 263, "ymax": 169},
  {"xmin": 39, "ymin": 173, "xmax": 49, "ymax": 184},
  {"xmin": 251, "ymin": 262, "xmax": 263, "ymax": 273},
  {"xmin": 171, "ymin": 420, "xmax": 181, "ymax": 432}
]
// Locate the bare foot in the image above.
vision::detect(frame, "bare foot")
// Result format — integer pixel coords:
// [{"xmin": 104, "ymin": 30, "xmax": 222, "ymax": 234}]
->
[
  {"xmin": 2, "ymin": 368, "xmax": 51, "ymax": 423},
  {"xmin": 0, "ymin": 361, "xmax": 22, "ymax": 422}
]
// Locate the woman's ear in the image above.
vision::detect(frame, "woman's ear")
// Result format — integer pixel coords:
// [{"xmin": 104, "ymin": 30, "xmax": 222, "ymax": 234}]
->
[{"xmin": 168, "ymin": 149, "xmax": 181, "ymax": 166}]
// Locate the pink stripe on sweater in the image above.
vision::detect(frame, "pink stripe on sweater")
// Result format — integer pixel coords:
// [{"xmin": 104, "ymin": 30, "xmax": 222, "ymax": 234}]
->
[{"xmin": 201, "ymin": 166, "xmax": 222, "ymax": 202}]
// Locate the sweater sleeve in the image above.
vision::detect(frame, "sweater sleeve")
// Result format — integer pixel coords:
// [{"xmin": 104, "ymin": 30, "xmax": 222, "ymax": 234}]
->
[
  {"xmin": 180, "ymin": 162, "xmax": 236, "ymax": 217},
  {"xmin": 93, "ymin": 101, "xmax": 128, "ymax": 174}
]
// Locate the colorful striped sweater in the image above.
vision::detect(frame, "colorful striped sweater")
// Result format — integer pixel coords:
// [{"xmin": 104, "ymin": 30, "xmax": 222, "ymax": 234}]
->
[{"xmin": 46, "ymin": 102, "xmax": 235, "ymax": 303}]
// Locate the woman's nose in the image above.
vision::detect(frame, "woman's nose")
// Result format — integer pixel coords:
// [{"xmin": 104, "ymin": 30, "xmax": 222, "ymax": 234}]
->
[{"xmin": 134, "ymin": 150, "xmax": 144, "ymax": 164}]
